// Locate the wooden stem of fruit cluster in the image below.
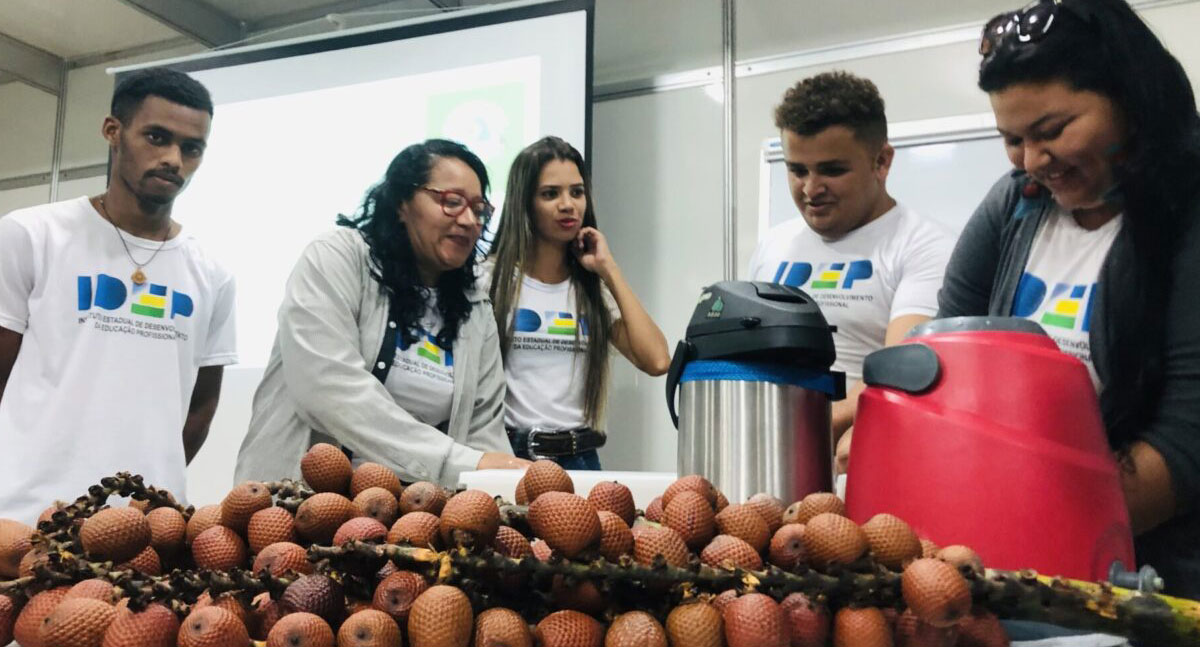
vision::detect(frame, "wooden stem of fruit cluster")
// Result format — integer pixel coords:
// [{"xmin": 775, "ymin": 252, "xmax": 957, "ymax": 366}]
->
[
  {"xmin": 497, "ymin": 503, "xmax": 533, "ymax": 537},
  {"xmin": 309, "ymin": 541, "xmax": 1200, "ymax": 646},
  {"xmin": 0, "ymin": 546, "xmax": 296, "ymax": 613},
  {"xmin": 263, "ymin": 479, "xmax": 314, "ymax": 501},
  {"xmin": 35, "ymin": 473, "xmax": 192, "ymax": 546},
  {"xmin": 973, "ymin": 569, "xmax": 1200, "ymax": 646},
  {"xmin": 0, "ymin": 576, "xmax": 34, "ymax": 596}
]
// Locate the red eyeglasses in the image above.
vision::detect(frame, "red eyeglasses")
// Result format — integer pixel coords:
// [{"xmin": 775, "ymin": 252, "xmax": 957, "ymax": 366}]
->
[{"xmin": 417, "ymin": 186, "xmax": 494, "ymax": 227}]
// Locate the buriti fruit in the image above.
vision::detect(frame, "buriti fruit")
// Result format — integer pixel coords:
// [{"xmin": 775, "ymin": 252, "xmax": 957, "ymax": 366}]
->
[
  {"xmin": 439, "ymin": 490, "xmax": 501, "ymax": 547},
  {"xmin": 663, "ymin": 490, "xmax": 716, "ymax": 550},
  {"xmin": 408, "ymin": 585, "xmax": 473, "ymax": 647},
  {"xmin": 475, "ymin": 607, "xmax": 533, "ymax": 647},
  {"xmin": 177, "ymin": 607, "xmax": 250, "ymax": 647},
  {"xmin": 247, "ymin": 506, "xmax": 298, "ymax": 554},
  {"xmin": 665, "ymin": 601, "xmax": 724, "ymax": 647},
  {"xmin": 300, "ymin": 443, "xmax": 353, "ymax": 494},
  {"xmin": 79, "ymin": 508, "xmax": 150, "ymax": 563},
  {"xmin": 353, "ymin": 487, "xmax": 400, "ymax": 527},
  {"xmin": 746, "ymin": 493, "xmax": 786, "ymax": 533},
  {"xmin": 902, "ymin": 558, "xmax": 972, "ymax": 628},
  {"xmin": 523, "ymin": 460, "xmax": 575, "ymax": 502},
  {"xmin": 527, "ymin": 491, "xmax": 602, "ymax": 558},
  {"xmin": 605, "ymin": 611, "xmax": 668, "ymax": 647},
  {"xmin": 349, "ymin": 462, "xmax": 403, "ymax": 499},
  {"xmin": 265, "ymin": 612, "xmax": 334, "ymax": 647},
  {"xmin": 588, "ymin": 481, "xmax": 636, "ymax": 526},
  {"xmin": 101, "ymin": 603, "xmax": 179, "ymax": 647},
  {"xmin": 337, "ymin": 609, "xmax": 401, "ymax": 647},
  {"xmin": 387, "ymin": 511, "xmax": 441, "ymax": 549},
  {"xmin": 398, "ymin": 482, "xmax": 448, "ymax": 516},
  {"xmin": 219, "ymin": 481, "xmax": 272, "ymax": 533}
]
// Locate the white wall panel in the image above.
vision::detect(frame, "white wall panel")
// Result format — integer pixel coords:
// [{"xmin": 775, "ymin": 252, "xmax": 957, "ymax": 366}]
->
[{"xmin": 591, "ymin": 86, "xmax": 723, "ymax": 472}]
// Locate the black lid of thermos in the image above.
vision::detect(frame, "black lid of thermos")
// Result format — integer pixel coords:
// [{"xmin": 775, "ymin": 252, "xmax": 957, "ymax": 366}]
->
[{"xmin": 665, "ymin": 281, "xmax": 840, "ymax": 427}]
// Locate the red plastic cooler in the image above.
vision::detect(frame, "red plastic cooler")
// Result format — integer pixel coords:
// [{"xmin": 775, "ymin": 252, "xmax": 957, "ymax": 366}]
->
[{"xmin": 844, "ymin": 317, "xmax": 1133, "ymax": 581}]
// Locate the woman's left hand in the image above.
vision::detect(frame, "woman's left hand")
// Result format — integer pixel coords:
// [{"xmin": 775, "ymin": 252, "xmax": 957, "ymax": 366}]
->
[{"xmin": 574, "ymin": 227, "xmax": 615, "ymax": 278}]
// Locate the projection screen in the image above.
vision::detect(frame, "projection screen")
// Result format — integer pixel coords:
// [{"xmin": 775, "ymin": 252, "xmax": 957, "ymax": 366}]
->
[
  {"xmin": 118, "ymin": 0, "xmax": 592, "ymax": 368},
  {"xmin": 113, "ymin": 0, "xmax": 592, "ymax": 504}
]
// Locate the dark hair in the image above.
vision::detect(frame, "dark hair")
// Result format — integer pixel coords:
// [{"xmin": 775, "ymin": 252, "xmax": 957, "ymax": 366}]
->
[
  {"xmin": 337, "ymin": 139, "xmax": 490, "ymax": 351},
  {"xmin": 774, "ymin": 71, "xmax": 888, "ymax": 148},
  {"xmin": 488, "ymin": 136, "xmax": 612, "ymax": 426},
  {"xmin": 980, "ymin": 0, "xmax": 1200, "ymax": 451},
  {"xmin": 111, "ymin": 68, "xmax": 214, "ymax": 124}
]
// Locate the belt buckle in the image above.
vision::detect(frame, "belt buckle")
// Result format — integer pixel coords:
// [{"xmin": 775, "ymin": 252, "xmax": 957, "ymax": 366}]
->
[{"xmin": 526, "ymin": 427, "xmax": 554, "ymax": 461}]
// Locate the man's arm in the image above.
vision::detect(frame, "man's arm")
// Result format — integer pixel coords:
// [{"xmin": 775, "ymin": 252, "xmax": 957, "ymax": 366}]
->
[
  {"xmin": 833, "ymin": 313, "xmax": 929, "ymax": 473},
  {"xmin": 0, "ymin": 326, "xmax": 21, "ymax": 404},
  {"xmin": 832, "ymin": 313, "xmax": 930, "ymax": 436},
  {"xmin": 0, "ymin": 326, "xmax": 22, "ymax": 407},
  {"xmin": 183, "ymin": 365, "xmax": 224, "ymax": 465}
]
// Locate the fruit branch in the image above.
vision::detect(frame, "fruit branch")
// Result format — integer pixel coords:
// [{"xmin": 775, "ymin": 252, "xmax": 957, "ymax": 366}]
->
[{"xmin": 309, "ymin": 541, "xmax": 1200, "ymax": 646}]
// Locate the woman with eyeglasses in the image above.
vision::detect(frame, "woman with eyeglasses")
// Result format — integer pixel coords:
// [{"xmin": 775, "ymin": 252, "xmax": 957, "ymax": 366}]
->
[
  {"xmin": 940, "ymin": 0, "xmax": 1200, "ymax": 597},
  {"xmin": 236, "ymin": 139, "xmax": 528, "ymax": 488},
  {"xmin": 481, "ymin": 136, "xmax": 670, "ymax": 470}
]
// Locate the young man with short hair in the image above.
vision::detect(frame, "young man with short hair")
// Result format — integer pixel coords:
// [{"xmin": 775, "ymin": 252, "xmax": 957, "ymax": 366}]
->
[
  {"xmin": 747, "ymin": 71, "xmax": 952, "ymax": 469},
  {"xmin": 0, "ymin": 68, "xmax": 236, "ymax": 522}
]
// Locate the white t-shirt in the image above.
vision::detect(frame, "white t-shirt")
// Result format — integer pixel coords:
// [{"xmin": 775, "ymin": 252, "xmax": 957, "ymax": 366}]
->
[
  {"xmin": 0, "ymin": 197, "xmax": 237, "ymax": 524},
  {"xmin": 746, "ymin": 203, "xmax": 952, "ymax": 383},
  {"xmin": 1012, "ymin": 207, "xmax": 1122, "ymax": 388},
  {"xmin": 478, "ymin": 262, "xmax": 618, "ymax": 430},
  {"xmin": 384, "ymin": 298, "xmax": 454, "ymax": 429}
]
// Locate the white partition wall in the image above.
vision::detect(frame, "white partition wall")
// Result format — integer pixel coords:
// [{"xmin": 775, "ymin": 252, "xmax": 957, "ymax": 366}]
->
[{"xmin": 591, "ymin": 86, "xmax": 724, "ymax": 472}]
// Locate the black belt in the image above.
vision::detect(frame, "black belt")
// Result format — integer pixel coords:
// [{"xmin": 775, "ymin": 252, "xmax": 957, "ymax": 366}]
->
[{"xmin": 506, "ymin": 427, "xmax": 606, "ymax": 459}]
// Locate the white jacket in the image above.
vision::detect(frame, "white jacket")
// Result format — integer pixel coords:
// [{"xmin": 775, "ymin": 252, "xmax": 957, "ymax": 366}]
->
[{"xmin": 234, "ymin": 228, "xmax": 510, "ymax": 487}]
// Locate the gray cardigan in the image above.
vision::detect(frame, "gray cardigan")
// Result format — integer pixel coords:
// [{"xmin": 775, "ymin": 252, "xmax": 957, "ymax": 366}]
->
[
  {"xmin": 234, "ymin": 228, "xmax": 511, "ymax": 488},
  {"xmin": 939, "ymin": 171, "xmax": 1200, "ymax": 597}
]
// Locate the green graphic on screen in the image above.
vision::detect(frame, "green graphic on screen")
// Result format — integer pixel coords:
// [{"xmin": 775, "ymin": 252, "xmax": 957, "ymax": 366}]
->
[{"xmin": 428, "ymin": 82, "xmax": 526, "ymax": 200}]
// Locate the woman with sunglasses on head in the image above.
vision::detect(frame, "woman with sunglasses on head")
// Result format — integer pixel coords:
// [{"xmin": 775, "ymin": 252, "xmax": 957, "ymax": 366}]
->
[
  {"xmin": 236, "ymin": 139, "xmax": 529, "ymax": 488},
  {"xmin": 482, "ymin": 136, "xmax": 670, "ymax": 470},
  {"xmin": 940, "ymin": 0, "xmax": 1200, "ymax": 597}
]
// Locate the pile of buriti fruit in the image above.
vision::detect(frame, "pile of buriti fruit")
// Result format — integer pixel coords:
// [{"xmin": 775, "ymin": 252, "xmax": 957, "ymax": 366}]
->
[{"xmin": 0, "ymin": 443, "xmax": 1193, "ymax": 647}]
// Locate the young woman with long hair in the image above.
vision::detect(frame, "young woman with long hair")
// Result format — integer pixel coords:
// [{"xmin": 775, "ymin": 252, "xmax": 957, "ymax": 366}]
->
[{"xmin": 483, "ymin": 136, "xmax": 670, "ymax": 470}]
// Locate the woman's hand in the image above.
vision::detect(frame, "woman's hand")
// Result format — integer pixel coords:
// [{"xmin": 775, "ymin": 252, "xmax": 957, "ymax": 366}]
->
[
  {"xmin": 476, "ymin": 452, "xmax": 532, "ymax": 470},
  {"xmin": 573, "ymin": 227, "xmax": 616, "ymax": 279}
]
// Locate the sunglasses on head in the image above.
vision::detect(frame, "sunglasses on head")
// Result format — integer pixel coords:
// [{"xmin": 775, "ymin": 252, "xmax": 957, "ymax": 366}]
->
[{"xmin": 979, "ymin": 0, "xmax": 1065, "ymax": 58}]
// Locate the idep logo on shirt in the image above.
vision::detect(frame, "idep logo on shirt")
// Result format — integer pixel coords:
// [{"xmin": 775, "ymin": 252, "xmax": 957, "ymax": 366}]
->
[
  {"xmin": 399, "ymin": 331, "xmax": 454, "ymax": 367},
  {"xmin": 514, "ymin": 309, "xmax": 590, "ymax": 336},
  {"xmin": 1012, "ymin": 272, "xmax": 1096, "ymax": 332},
  {"xmin": 771, "ymin": 260, "xmax": 873, "ymax": 290},
  {"xmin": 77, "ymin": 274, "xmax": 193, "ymax": 319}
]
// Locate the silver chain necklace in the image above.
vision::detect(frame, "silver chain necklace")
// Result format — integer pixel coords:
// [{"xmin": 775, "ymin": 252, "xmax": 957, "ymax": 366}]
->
[{"xmin": 96, "ymin": 195, "xmax": 171, "ymax": 285}]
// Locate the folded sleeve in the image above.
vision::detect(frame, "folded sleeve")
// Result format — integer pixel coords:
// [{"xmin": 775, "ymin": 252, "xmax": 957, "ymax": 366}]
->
[
  {"xmin": 0, "ymin": 217, "xmax": 36, "ymax": 334},
  {"xmin": 890, "ymin": 222, "xmax": 953, "ymax": 320},
  {"xmin": 199, "ymin": 273, "xmax": 237, "ymax": 367}
]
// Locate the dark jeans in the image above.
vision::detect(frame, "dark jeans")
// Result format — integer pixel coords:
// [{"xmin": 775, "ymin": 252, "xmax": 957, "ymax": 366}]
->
[{"xmin": 554, "ymin": 449, "xmax": 602, "ymax": 471}]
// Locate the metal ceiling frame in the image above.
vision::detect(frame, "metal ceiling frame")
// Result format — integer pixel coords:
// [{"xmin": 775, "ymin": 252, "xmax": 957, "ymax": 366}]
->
[
  {"xmin": 114, "ymin": 0, "xmax": 245, "ymax": 47},
  {"xmin": 249, "ymin": 0, "xmax": 445, "ymax": 33},
  {"xmin": 0, "ymin": 32, "xmax": 64, "ymax": 95},
  {"xmin": 0, "ymin": 0, "xmax": 462, "ymax": 91}
]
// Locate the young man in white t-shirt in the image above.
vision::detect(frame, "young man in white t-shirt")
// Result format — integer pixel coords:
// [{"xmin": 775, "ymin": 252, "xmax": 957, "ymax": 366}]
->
[
  {"xmin": 746, "ymin": 72, "xmax": 953, "ymax": 469},
  {"xmin": 0, "ymin": 68, "xmax": 237, "ymax": 523}
]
